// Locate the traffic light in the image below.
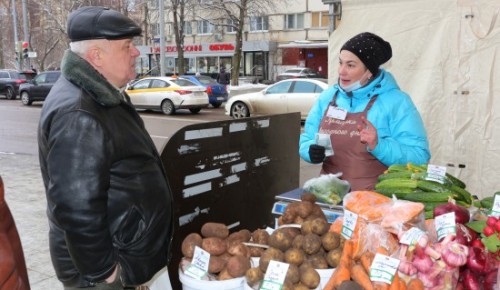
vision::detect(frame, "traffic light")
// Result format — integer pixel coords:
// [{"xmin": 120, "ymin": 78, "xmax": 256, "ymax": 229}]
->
[{"xmin": 22, "ymin": 42, "xmax": 29, "ymax": 59}]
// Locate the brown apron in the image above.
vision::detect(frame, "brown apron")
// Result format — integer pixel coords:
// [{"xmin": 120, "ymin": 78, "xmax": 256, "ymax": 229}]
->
[{"xmin": 319, "ymin": 91, "xmax": 387, "ymax": 191}]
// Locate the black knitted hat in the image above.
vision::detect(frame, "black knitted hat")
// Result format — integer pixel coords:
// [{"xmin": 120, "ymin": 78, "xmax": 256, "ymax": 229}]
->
[{"xmin": 340, "ymin": 32, "xmax": 392, "ymax": 75}]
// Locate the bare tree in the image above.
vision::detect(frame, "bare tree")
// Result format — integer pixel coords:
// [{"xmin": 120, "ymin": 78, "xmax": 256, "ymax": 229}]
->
[
  {"xmin": 170, "ymin": 0, "xmax": 187, "ymax": 75},
  {"xmin": 196, "ymin": 0, "xmax": 278, "ymax": 85}
]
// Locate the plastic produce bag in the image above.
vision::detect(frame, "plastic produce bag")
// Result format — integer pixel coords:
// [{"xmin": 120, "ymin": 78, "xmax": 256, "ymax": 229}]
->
[{"xmin": 302, "ymin": 173, "xmax": 350, "ymax": 205}]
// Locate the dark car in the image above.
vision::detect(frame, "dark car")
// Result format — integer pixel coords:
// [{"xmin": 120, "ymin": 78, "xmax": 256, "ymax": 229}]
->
[
  {"xmin": 180, "ymin": 75, "xmax": 228, "ymax": 108},
  {"xmin": 276, "ymin": 67, "xmax": 325, "ymax": 82},
  {"xmin": 20, "ymin": 71, "xmax": 61, "ymax": 105},
  {"xmin": 0, "ymin": 69, "xmax": 35, "ymax": 100}
]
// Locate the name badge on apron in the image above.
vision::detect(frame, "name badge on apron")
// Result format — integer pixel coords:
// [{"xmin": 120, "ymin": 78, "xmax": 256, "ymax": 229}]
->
[{"xmin": 326, "ymin": 106, "xmax": 347, "ymax": 120}]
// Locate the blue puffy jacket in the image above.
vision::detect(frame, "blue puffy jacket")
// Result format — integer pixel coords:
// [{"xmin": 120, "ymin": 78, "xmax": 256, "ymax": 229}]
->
[{"xmin": 299, "ymin": 69, "xmax": 431, "ymax": 167}]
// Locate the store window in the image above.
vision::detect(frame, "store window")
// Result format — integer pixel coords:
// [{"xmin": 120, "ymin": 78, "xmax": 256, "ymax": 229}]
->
[
  {"xmin": 285, "ymin": 14, "xmax": 304, "ymax": 30},
  {"xmin": 249, "ymin": 16, "xmax": 268, "ymax": 32},
  {"xmin": 244, "ymin": 51, "xmax": 267, "ymax": 80},
  {"xmin": 197, "ymin": 57, "xmax": 219, "ymax": 74},
  {"xmin": 219, "ymin": 57, "xmax": 232, "ymax": 72},
  {"xmin": 198, "ymin": 20, "xmax": 214, "ymax": 34},
  {"xmin": 311, "ymin": 11, "xmax": 329, "ymax": 28}
]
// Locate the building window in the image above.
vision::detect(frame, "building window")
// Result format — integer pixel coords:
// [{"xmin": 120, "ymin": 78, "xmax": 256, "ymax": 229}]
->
[
  {"xmin": 149, "ymin": 0, "xmax": 158, "ymax": 9},
  {"xmin": 150, "ymin": 23, "xmax": 160, "ymax": 36},
  {"xmin": 285, "ymin": 14, "xmax": 304, "ymax": 30},
  {"xmin": 249, "ymin": 16, "xmax": 268, "ymax": 32},
  {"xmin": 183, "ymin": 21, "xmax": 192, "ymax": 35},
  {"xmin": 226, "ymin": 19, "xmax": 236, "ymax": 33},
  {"xmin": 311, "ymin": 11, "xmax": 329, "ymax": 28},
  {"xmin": 197, "ymin": 20, "xmax": 214, "ymax": 34}
]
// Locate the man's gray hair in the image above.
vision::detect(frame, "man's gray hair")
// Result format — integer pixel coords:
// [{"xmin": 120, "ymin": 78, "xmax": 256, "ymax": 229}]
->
[{"xmin": 69, "ymin": 39, "xmax": 104, "ymax": 56}]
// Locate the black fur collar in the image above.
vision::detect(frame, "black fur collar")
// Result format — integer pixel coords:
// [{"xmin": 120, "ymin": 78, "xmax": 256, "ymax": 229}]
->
[{"xmin": 61, "ymin": 49, "xmax": 122, "ymax": 107}]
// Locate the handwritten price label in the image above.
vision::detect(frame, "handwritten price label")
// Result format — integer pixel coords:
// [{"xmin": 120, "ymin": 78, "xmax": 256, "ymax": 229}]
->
[{"xmin": 341, "ymin": 209, "xmax": 358, "ymax": 240}]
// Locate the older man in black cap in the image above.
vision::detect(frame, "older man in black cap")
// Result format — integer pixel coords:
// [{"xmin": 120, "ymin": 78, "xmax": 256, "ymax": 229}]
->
[
  {"xmin": 299, "ymin": 32, "xmax": 430, "ymax": 191},
  {"xmin": 38, "ymin": 6, "xmax": 174, "ymax": 290}
]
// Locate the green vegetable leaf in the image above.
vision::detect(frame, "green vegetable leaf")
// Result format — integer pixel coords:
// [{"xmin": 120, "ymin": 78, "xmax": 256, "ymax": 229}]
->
[
  {"xmin": 466, "ymin": 220, "xmax": 487, "ymax": 233},
  {"xmin": 482, "ymin": 234, "xmax": 500, "ymax": 253}
]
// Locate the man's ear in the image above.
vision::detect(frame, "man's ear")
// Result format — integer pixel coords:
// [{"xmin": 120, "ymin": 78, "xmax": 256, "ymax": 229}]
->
[{"xmin": 86, "ymin": 47, "xmax": 103, "ymax": 67}]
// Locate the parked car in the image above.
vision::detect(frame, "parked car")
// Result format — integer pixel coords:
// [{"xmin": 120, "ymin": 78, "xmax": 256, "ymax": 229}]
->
[
  {"xmin": 225, "ymin": 78, "xmax": 329, "ymax": 120},
  {"xmin": 125, "ymin": 76, "xmax": 209, "ymax": 115},
  {"xmin": 20, "ymin": 71, "xmax": 61, "ymax": 106},
  {"xmin": 276, "ymin": 67, "xmax": 325, "ymax": 82},
  {"xmin": 0, "ymin": 69, "xmax": 36, "ymax": 100},
  {"xmin": 180, "ymin": 74, "xmax": 228, "ymax": 108}
]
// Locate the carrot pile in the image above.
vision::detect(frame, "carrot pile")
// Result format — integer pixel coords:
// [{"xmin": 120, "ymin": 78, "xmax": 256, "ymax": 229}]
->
[{"xmin": 324, "ymin": 243, "xmax": 423, "ymax": 290}]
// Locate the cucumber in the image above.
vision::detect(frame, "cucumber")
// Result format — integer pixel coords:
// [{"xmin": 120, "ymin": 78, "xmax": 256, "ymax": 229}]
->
[
  {"xmin": 403, "ymin": 191, "xmax": 456, "ymax": 202},
  {"xmin": 375, "ymin": 188, "xmax": 415, "ymax": 199},
  {"xmin": 375, "ymin": 178, "xmax": 418, "ymax": 190},
  {"xmin": 386, "ymin": 164, "xmax": 410, "ymax": 173},
  {"xmin": 377, "ymin": 171, "xmax": 413, "ymax": 181},
  {"xmin": 416, "ymin": 180, "xmax": 450, "ymax": 193},
  {"xmin": 451, "ymin": 184, "xmax": 473, "ymax": 205}
]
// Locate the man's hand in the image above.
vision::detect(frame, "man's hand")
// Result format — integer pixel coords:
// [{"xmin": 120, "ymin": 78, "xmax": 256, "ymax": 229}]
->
[
  {"xmin": 105, "ymin": 265, "xmax": 118, "ymax": 284},
  {"xmin": 357, "ymin": 116, "xmax": 378, "ymax": 150}
]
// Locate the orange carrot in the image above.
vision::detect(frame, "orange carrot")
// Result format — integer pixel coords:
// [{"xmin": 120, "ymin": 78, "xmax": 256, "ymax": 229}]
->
[
  {"xmin": 323, "ymin": 240, "xmax": 354, "ymax": 290},
  {"xmin": 406, "ymin": 278, "xmax": 424, "ymax": 290},
  {"xmin": 399, "ymin": 278, "xmax": 407, "ymax": 290},
  {"xmin": 376, "ymin": 246, "xmax": 389, "ymax": 256},
  {"xmin": 360, "ymin": 251, "xmax": 375, "ymax": 273},
  {"xmin": 350, "ymin": 263, "xmax": 374, "ymax": 290},
  {"xmin": 373, "ymin": 282, "xmax": 390, "ymax": 290},
  {"xmin": 389, "ymin": 273, "xmax": 400, "ymax": 290}
]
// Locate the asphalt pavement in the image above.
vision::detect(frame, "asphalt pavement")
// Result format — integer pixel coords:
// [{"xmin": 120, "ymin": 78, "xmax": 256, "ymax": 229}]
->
[{"xmin": 0, "ymin": 151, "xmax": 321, "ymax": 290}]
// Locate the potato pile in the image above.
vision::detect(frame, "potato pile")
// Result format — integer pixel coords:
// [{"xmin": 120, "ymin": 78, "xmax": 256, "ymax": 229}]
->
[
  {"xmin": 245, "ymin": 193, "xmax": 345, "ymax": 290},
  {"xmin": 181, "ymin": 222, "xmax": 253, "ymax": 280}
]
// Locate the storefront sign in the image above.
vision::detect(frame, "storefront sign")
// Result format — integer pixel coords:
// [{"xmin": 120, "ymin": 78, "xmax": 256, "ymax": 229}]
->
[{"xmin": 150, "ymin": 43, "xmax": 236, "ymax": 54}]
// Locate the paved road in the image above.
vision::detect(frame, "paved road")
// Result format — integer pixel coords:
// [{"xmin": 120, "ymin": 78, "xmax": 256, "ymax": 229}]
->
[{"xmin": 0, "ymin": 100, "xmax": 320, "ymax": 289}]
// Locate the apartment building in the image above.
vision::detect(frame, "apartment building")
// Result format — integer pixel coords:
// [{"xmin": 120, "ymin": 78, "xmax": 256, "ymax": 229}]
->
[{"xmin": 138, "ymin": 0, "xmax": 331, "ymax": 82}]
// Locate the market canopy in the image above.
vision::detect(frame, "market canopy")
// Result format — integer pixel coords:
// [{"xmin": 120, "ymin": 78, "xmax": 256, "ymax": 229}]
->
[{"xmin": 326, "ymin": 0, "xmax": 500, "ymax": 198}]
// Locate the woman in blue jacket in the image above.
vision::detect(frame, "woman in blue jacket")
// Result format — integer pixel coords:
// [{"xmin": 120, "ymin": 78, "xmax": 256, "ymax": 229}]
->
[{"xmin": 299, "ymin": 32, "xmax": 430, "ymax": 191}]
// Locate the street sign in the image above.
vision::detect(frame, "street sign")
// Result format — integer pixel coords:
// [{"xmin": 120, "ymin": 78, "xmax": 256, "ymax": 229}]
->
[{"xmin": 28, "ymin": 51, "xmax": 37, "ymax": 58}]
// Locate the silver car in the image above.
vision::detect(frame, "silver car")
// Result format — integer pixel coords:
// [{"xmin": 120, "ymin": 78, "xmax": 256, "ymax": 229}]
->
[{"xmin": 225, "ymin": 78, "xmax": 329, "ymax": 120}]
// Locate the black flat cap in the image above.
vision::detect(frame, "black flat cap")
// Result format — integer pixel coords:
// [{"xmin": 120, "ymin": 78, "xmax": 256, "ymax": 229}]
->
[
  {"xmin": 67, "ymin": 6, "xmax": 142, "ymax": 42},
  {"xmin": 341, "ymin": 32, "xmax": 392, "ymax": 75}
]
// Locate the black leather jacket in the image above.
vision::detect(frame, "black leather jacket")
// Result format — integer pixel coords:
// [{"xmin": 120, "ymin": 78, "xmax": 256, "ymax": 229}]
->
[{"xmin": 38, "ymin": 50, "xmax": 174, "ymax": 287}]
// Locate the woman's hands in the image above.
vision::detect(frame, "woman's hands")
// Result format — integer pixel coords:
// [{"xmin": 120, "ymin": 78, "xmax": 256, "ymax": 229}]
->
[{"xmin": 358, "ymin": 116, "xmax": 378, "ymax": 150}]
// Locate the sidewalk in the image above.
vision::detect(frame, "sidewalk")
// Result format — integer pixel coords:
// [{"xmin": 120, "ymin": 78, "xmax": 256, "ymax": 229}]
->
[
  {"xmin": 0, "ymin": 153, "xmax": 60, "ymax": 289},
  {"xmin": 0, "ymin": 152, "xmax": 321, "ymax": 290}
]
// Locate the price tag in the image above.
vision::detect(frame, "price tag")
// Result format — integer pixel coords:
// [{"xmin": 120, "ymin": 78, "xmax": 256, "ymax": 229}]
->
[
  {"xmin": 260, "ymin": 260, "xmax": 289, "ymax": 290},
  {"xmin": 341, "ymin": 209, "xmax": 358, "ymax": 240},
  {"xmin": 434, "ymin": 212, "xmax": 456, "ymax": 240},
  {"xmin": 184, "ymin": 246, "xmax": 209, "ymax": 279},
  {"xmin": 399, "ymin": 227, "xmax": 426, "ymax": 246},
  {"xmin": 315, "ymin": 133, "xmax": 334, "ymax": 157},
  {"xmin": 426, "ymin": 164, "xmax": 447, "ymax": 184},
  {"xmin": 491, "ymin": 194, "xmax": 500, "ymax": 218},
  {"xmin": 369, "ymin": 253, "xmax": 400, "ymax": 284},
  {"xmin": 326, "ymin": 106, "xmax": 347, "ymax": 120}
]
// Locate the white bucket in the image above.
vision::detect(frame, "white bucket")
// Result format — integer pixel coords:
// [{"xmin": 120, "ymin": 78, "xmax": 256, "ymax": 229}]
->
[
  {"xmin": 316, "ymin": 268, "xmax": 335, "ymax": 289},
  {"xmin": 243, "ymin": 267, "xmax": 335, "ymax": 290},
  {"xmin": 178, "ymin": 268, "xmax": 245, "ymax": 290}
]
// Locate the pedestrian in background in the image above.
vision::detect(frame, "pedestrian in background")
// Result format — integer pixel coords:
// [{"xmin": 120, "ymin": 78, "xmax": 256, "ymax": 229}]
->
[
  {"xmin": 299, "ymin": 32, "xmax": 430, "ymax": 191},
  {"xmin": 38, "ymin": 6, "xmax": 174, "ymax": 290},
  {"xmin": 216, "ymin": 67, "xmax": 230, "ymax": 86}
]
